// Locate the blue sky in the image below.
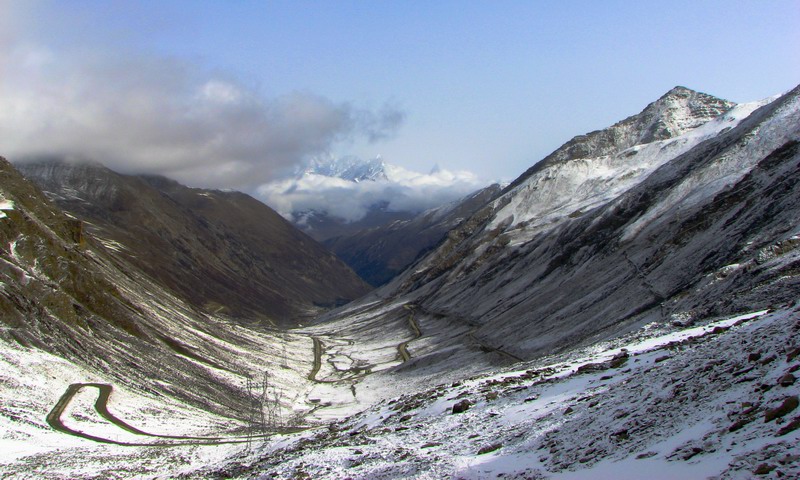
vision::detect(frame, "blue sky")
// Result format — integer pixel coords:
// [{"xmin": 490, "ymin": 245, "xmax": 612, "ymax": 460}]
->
[{"xmin": 2, "ymin": 0, "xmax": 798, "ymax": 186}]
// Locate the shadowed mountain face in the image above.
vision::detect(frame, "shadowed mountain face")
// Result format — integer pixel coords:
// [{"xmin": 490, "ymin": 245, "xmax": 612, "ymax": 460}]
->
[
  {"xmin": 16, "ymin": 161, "xmax": 371, "ymax": 327},
  {"xmin": 0, "ymin": 156, "xmax": 274, "ymax": 417},
  {"xmin": 359, "ymin": 85, "xmax": 800, "ymax": 360},
  {"xmin": 323, "ymin": 184, "xmax": 502, "ymax": 286}
]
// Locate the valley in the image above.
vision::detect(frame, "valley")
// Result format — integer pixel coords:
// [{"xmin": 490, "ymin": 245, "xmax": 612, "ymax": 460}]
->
[{"xmin": 1, "ymin": 83, "xmax": 799, "ymax": 479}]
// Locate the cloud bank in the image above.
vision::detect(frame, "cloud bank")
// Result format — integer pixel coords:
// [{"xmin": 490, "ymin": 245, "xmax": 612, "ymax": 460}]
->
[
  {"xmin": 0, "ymin": 36, "xmax": 403, "ymax": 190},
  {"xmin": 257, "ymin": 162, "xmax": 485, "ymax": 223}
]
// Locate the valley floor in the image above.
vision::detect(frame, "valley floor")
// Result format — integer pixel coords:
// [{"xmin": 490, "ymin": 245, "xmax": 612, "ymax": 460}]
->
[{"xmin": 3, "ymin": 301, "xmax": 799, "ymax": 479}]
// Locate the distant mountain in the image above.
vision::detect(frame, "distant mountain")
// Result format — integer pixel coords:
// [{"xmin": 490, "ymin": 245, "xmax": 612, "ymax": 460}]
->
[
  {"xmin": 259, "ymin": 155, "xmax": 492, "ymax": 284},
  {"xmin": 324, "ymin": 184, "xmax": 502, "ymax": 286},
  {"xmin": 17, "ymin": 160, "xmax": 371, "ymax": 327},
  {"xmin": 291, "ymin": 201, "xmax": 416, "ymax": 243},
  {"xmin": 259, "ymin": 155, "xmax": 486, "ymax": 243},
  {"xmin": 303, "ymin": 155, "xmax": 389, "ymax": 182}
]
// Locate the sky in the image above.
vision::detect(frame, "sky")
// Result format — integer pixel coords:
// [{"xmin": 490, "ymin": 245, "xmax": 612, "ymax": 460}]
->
[{"xmin": 1, "ymin": 0, "xmax": 798, "ymax": 201}]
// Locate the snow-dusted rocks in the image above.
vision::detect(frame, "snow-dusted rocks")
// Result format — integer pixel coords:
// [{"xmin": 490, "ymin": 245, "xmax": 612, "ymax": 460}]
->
[{"xmin": 191, "ymin": 308, "xmax": 800, "ymax": 479}]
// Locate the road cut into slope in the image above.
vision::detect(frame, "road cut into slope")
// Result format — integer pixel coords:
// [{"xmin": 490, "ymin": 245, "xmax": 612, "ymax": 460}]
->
[{"xmin": 46, "ymin": 383, "xmax": 297, "ymax": 447}]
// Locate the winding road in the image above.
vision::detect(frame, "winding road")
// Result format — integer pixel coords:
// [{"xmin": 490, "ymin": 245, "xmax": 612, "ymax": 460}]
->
[
  {"xmin": 47, "ymin": 383, "xmax": 275, "ymax": 447},
  {"xmin": 307, "ymin": 304, "xmax": 424, "ymax": 383},
  {"xmin": 308, "ymin": 337, "xmax": 323, "ymax": 381},
  {"xmin": 397, "ymin": 306, "xmax": 422, "ymax": 362}
]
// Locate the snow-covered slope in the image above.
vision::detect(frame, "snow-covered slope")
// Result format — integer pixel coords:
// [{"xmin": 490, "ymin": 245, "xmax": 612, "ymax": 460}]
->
[
  {"xmin": 189, "ymin": 306, "xmax": 800, "ymax": 479},
  {"xmin": 380, "ymin": 85, "xmax": 800, "ymax": 360},
  {"xmin": 490, "ymin": 97, "xmax": 767, "ymax": 244}
]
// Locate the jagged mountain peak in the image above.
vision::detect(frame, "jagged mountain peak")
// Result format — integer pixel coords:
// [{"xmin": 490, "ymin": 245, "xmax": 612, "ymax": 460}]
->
[
  {"xmin": 304, "ymin": 155, "xmax": 388, "ymax": 182},
  {"xmin": 508, "ymin": 87, "xmax": 735, "ymax": 190},
  {"xmin": 660, "ymin": 84, "xmax": 695, "ymax": 96},
  {"xmin": 638, "ymin": 85, "xmax": 735, "ymax": 141}
]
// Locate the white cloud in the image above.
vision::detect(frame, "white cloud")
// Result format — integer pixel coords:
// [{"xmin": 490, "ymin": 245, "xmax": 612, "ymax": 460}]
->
[
  {"xmin": 257, "ymin": 162, "xmax": 485, "ymax": 222},
  {"xmin": 0, "ymin": 10, "xmax": 404, "ymax": 190}
]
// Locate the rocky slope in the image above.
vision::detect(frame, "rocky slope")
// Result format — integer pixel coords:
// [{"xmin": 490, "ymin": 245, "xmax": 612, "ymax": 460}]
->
[
  {"xmin": 324, "ymin": 184, "xmax": 502, "ymax": 286},
  {"xmin": 381, "ymin": 85, "xmax": 800, "ymax": 360},
  {"xmin": 16, "ymin": 161, "xmax": 370, "ymax": 326},
  {"xmin": 0, "ymin": 156, "xmax": 315, "ymax": 421},
  {"xmin": 195, "ymin": 307, "xmax": 800, "ymax": 479}
]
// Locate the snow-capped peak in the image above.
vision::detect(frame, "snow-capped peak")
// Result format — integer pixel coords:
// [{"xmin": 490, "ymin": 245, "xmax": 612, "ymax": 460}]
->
[
  {"xmin": 303, "ymin": 155, "xmax": 388, "ymax": 182},
  {"xmin": 485, "ymin": 88, "xmax": 751, "ymax": 238}
]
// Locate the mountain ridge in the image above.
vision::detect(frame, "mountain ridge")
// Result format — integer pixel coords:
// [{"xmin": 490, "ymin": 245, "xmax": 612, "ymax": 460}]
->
[
  {"xmin": 506, "ymin": 86, "xmax": 736, "ymax": 192},
  {"xmin": 385, "ymin": 85, "xmax": 799, "ymax": 359},
  {"xmin": 16, "ymin": 159, "xmax": 371, "ymax": 326}
]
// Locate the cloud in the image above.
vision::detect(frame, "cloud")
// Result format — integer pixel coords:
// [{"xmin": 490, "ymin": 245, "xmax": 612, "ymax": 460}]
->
[
  {"xmin": 257, "ymin": 162, "xmax": 485, "ymax": 223},
  {"xmin": 0, "ymin": 21, "xmax": 404, "ymax": 190}
]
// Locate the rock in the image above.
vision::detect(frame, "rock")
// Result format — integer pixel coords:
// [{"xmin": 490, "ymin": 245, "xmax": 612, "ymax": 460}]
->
[
  {"xmin": 683, "ymin": 447, "xmax": 704, "ymax": 460},
  {"xmin": 610, "ymin": 351, "xmax": 629, "ymax": 368},
  {"xmin": 787, "ymin": 347, "xmax": 800, "ymax": 362},
  {"xmin": 564, "ymin": 406, "xmax": 574, "ymax": 415},
  {"xmin": 636, "ymin": 451, "xmax": 657, "ymax": 459},
  {"xmin": 654, "ymin": 355, "xmax": 671, "ymax": 363},
  {"xmin": 779, "ymin": 373, "xmax": 796, "ymax": 387},
  {"xmin": 728, "ymin": 419, "xmax": 749, "ymax": 432},
  {"xmin": 765, "ymin": 396, "xmax": 799, "ymax": 422},
  {"xmin": 477, "ymin": 443, "xmax": 502, "ymax": 455},
  {"xmin": 776, "ymin": 416, "xmax": 800, "ymax": 436},
  {"xmin": 577, "ymin": 362, "xmax": 609, "ymax": 374},
  {"xmin": 733, "ymin": 366, "xmax": 756, "ymax": 377},
  {"xmin": 753, "ymin": 463, "xmax": 777, "ymax": 475},
  {"xmin": 748, "ymin": 352, "xmax": 762, "ymax": 362},
  {"xmin": 611, "ymin": 429, "xmax": 629, "ymax": 441},
  {"xmin": 421, "ymin": 442, "xmax": 442, "ymax": 449},
  {"xmin": 452, "ymin": 399, "xmax": 472, "ymax": 414},
  {"xmin": 760, "ymin": 355, "xmax": 777, "ymax": 365}
]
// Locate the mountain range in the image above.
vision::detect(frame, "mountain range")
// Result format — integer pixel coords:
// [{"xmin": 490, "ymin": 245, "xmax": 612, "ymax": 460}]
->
[
  {"xmin": 1, "ymin": 84, "xmax": 799, "ymax": 479},
  {"xmin": 258, "ymin": 154, "xmax": 493, "ymax": 285}
]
